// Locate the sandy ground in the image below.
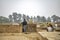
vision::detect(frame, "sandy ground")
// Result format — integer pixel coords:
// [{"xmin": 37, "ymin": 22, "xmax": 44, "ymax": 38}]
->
[
  {"xmin": 0, "ymin": 32, "xmax": 60, "ymax": 40},
  {"xmin": 0, "ymin": 32, "xmax": 41, "ymax": 40},
  {"xmin": 38, "ymin": 32, "xmax": 60, "ymax": 40}
]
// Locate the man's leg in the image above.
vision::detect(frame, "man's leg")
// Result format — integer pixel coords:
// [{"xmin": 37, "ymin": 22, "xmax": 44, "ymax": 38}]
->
[{"xmin": 24, "ymin": 25, "xmax": 27, "ymax": 32}]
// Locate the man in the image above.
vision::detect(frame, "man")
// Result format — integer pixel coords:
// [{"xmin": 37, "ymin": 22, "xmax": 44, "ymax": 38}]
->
[{"xmin": 22, "ymin": 19, "xmax": 27, "ymax": 32}]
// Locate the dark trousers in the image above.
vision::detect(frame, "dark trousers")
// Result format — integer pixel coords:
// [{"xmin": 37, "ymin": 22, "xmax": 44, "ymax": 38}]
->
[{"xmin": 22, "ymin": 25, "xmax": 27, "ymax": 32}]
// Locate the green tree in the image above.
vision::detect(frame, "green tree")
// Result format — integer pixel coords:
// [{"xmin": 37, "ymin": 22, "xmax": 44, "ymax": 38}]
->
[
  {"xmin": 26, "ymin": 15, "xmax": 30, "ymax": 22},
  {"xmin": 33, "ymin": 16, "xmax": 37, "ymax": 23},
  {"xmin": 0, "ymin": 16, "xmax": 9, "ymax": 23},
  {"xmin": 13, "ymin": 12, "xmax": 17, "ymax": 23},
  {"xmin": 51, "ymin": 15, "xmax": 59, "ymax": 22},
  {"xmin": 41, "ymin": 16, "xmax": 46, "ymax": 22},
  {"xmin": 23, "ymin": 14, "xmax": 27, "ymax": 20},
  {"xmin": 17, "ymin": 14, "xmax": 22, "ymax": 23},
  {"xmin": 37, "ymin": 15, "xmax": 41, "ymax": 22},
  {"xmin": 9, "ymin": 15, "xmax": 13, "ymax": 22},
  {"xmin": 47, "ymin": 17, "xmax": 51, "ymax": 22}
]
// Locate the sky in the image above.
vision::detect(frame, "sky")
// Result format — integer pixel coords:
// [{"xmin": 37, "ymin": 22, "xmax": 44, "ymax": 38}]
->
[{"xmin": 0, "ymin": 0, "xmax": 60, "ymax": 18}]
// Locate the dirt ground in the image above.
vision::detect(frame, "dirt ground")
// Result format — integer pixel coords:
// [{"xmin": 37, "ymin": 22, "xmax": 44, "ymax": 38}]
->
[
  {"xmin": 0, "ymin": 32, "xmax": 60, "ymax": 40},
  {"xmin": 0, "ymin": 32, "xmax": 41, "ymax": 40}
]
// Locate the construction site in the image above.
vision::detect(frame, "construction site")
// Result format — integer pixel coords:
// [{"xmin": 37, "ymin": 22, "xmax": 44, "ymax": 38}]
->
[
  {"xmin": 0, "ymin": 22, "xmax": 60, "ymax": 40},
  {"xmin": 0, "ymin": 0, "xmax": 60, "ymax": 40}
]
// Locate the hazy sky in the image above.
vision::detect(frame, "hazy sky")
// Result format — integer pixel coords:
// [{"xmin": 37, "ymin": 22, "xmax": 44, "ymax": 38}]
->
[{"xmin": 0, "ymin": 0, "xmax": 60, "ymax": 18}]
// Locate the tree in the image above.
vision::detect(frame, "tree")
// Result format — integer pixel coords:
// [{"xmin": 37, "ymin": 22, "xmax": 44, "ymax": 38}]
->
[
  {"xmin": 23, "ymin": 14, "xmax": 27, "ymax": 20},
  {"xmin": 47, "ymin": 17, "xmax": 51, "ymax": 22},
  {"xmin": 51, "ymin": 15, "xmax": 59, "ymax": 22},
  {"xmin": 13, "ymin": 12, "xmax": 17, "ymax": 23},
  {"xmin": 37, "ymin": 15, "xmax": 41, "ymax": 22},
  {"xmin": 0, "ymin": 16, "xmax": 9, "ymax": 23},
  {"xmin": 41, "ymin": 16, "xmax": 46, "ymax": 22},
  {"xmin": 9, "ymin": 15, "xmax": 13, "ymax": 22},
  {"xmin": 29, "ymin": 16, "xmax": 33, "ymax": 24},
  {"xmin": 33, "ymin": 16, "xmax": 37, "ymax": 23},
  {"xmin": 17, "ymin": 14, "xmax": 22, "ymax": 23},
  {"xmin": 26, "ymin": 15, "xmax": 30, "ymax": 22}
]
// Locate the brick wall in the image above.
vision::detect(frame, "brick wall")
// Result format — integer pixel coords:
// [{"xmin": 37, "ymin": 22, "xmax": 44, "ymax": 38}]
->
[
  {"xmin": 0, "ymin": 24, "xmax": 37, "ymax": 33},
  {"xmin": 0, "ymin": 24, "xmax": 22, "ymax": 33}
]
